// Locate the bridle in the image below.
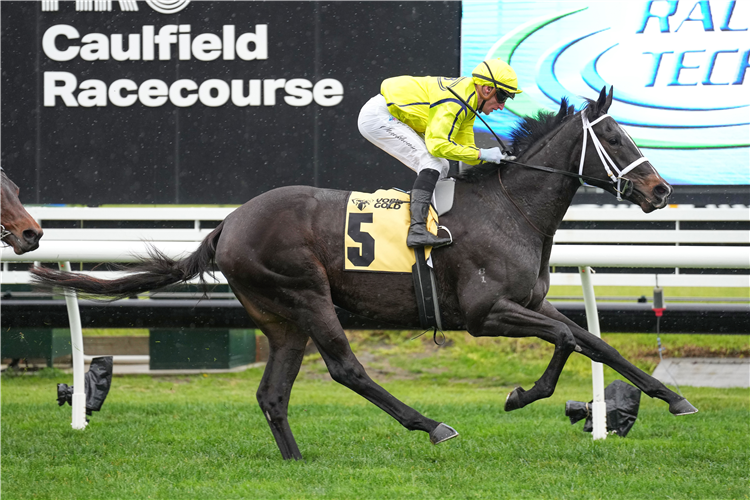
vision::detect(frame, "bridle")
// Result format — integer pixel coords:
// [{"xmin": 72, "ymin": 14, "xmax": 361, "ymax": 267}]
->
[
  {"xmin": 499, "ymin": 109, "xmax": 649, "ymax": 201},
  {"xmin": 0, "ymin": 167, "xmax": 13, "ymax": 244},
  {"xmin": 495, "ymin": 109, "xmax": 650, "ymax": 238},
  {"xmin": 446, "ymin": 86, "xmax": 647, "ymax": 200},
  {"xmin": 578, "ymin": 111, "xmax": 649, "ymax": 201}
]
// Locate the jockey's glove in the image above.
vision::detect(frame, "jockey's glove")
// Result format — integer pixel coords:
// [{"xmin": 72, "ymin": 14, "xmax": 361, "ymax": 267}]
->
[{"xmin": 479, "ymin": 147, "xmax": 516, "ymax": 163}]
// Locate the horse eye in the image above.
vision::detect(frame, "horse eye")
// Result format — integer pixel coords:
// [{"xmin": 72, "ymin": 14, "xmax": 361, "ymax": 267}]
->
[{"xmin": 608, "ymin": 138, "xmax": 619, "ymax": 146}]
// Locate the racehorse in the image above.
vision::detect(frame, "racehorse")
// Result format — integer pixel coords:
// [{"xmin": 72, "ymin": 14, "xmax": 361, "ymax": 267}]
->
[
  {"xmin": 1, "ymin": 168, "xmax": 43, "ymax": 254},
  {"xmin": 31, "ymin": 88, "xmax": 697, "ymax": 460}
]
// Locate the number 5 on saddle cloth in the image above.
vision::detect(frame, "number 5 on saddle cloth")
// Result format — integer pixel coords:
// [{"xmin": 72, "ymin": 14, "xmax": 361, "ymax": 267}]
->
[{"xmin": 344, "ymin": 183, "xmax": 455, "ymax": 332}]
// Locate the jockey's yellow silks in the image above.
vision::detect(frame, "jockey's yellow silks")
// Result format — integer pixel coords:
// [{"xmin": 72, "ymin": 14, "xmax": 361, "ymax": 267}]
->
[{"xmin": 380, "ymin": 76, "xmax": 482, "ymax": 165}]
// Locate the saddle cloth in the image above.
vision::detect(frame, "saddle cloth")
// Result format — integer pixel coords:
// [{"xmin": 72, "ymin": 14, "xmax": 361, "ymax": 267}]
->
[{"xmin": 344, "ymin": 189, "xmax": 438, "ymax": 273}]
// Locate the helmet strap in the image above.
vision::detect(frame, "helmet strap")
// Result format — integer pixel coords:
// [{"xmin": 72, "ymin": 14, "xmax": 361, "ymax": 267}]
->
[
  {"xmin": 476, "ymin": 85, "xmax": 496, "ymax": 112},
  {"xmin": 483, "ymin": 61, "xmax": 499, "ymax": 94}
]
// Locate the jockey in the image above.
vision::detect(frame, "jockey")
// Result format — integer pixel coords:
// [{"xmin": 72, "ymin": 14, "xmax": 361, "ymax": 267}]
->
[{"xmin": 358, "ymin": 58, "xmax": 522, "ymax": 248}]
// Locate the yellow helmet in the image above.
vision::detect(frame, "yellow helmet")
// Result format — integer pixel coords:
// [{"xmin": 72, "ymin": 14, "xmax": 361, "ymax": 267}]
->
[{"xmin": 471, "ymin": 59, "xmax": 522, "ymax": 101}]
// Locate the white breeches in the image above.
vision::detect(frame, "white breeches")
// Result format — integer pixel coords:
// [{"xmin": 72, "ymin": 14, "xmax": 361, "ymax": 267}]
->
[{"xmin": 357, "ymin": 94, "xmax": 449, "ymax": 179}]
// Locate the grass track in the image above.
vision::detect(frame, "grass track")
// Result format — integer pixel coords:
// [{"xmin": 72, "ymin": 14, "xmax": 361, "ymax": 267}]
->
[{"xmin": 2, "ymin": 334, "xmax": 749, "ymax": 499}]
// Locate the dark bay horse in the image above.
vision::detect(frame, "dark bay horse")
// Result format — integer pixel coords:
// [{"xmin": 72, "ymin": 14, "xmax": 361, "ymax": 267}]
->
[
  {"xmin": 1, "ymin": 168, "xmax": 43, "ymax": 254},
  {"xmin": 31, "ymin": 88, "xmax": 697, "ymax": 460}
]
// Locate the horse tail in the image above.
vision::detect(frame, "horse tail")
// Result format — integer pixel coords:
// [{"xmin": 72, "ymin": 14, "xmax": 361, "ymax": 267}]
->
[{"xmin": 30, "ymin": 221, "xmax": 225, "ymax": 300}]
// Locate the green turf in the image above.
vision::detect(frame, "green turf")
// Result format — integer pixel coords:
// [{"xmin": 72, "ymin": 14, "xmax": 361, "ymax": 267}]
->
[{"xmin": 2, "ymin": 333, "xmax": 748, "ymax": 499}]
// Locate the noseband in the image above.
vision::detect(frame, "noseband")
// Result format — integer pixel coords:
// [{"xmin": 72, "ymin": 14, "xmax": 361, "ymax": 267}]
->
[{"xmin": 578, "ymin": 112, "xmax": 650, "ymax": 201}]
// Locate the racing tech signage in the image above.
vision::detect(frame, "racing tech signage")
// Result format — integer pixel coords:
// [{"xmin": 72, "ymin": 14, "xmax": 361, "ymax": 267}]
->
[{"xmin": 462, "ymin": 0, "xmax": 749, "ymax": 186}]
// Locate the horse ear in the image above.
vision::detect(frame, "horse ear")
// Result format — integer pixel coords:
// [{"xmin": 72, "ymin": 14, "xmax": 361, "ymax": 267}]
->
[
  {"xmin": 557, "ymin": 99, "xmax": 567, "ymax": 120},
  {"xmin": 602, "ymin": 86, "xmax": 614, "ymax": 114},
  {"xmin": 595, "ymin": 87, "xmax": 607, "ymax": 114}
]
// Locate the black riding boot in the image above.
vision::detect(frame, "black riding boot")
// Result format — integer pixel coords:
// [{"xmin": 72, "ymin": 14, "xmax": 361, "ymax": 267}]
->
[{"xmin": 406, "ymin": 169, "xmax": 452, "ymax": 248}]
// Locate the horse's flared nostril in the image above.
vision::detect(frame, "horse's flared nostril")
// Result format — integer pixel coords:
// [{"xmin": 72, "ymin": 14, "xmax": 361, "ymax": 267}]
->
[
  {"xmin": 653, "ymin": 183, "xmax": 671, "ymax": 199},
  {"xmin": 23, "ymin": 228, "xmax": 43, "ymax": 244}
]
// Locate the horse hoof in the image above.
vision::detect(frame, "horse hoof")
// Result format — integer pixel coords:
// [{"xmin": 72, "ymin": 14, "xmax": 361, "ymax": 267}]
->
[
  {"xmin": 504, "ymin": 387, "xmax": 525, "ymax": 412},
  {"xmin": 430, "ymin": 423, "xmax": 459, "ymax": 445},
  {"xmin": 670, "ymin": 398, "xmax": 698, "ymax": 416}
]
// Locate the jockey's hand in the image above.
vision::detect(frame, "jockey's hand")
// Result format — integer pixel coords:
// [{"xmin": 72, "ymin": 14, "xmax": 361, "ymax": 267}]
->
[{"xmin": 479, "ymin": 147, "xmax": 516, "ymax": 163}]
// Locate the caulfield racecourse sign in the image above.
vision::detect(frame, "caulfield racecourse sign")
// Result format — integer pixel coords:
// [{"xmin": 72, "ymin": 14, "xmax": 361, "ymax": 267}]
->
[
  {"xmin": 41, "ymin": 2, "xmax": 344, "ymax": 108},
  {"xmin": 4, "ymin": 1, "xmax": 463, "ymax": 205}
]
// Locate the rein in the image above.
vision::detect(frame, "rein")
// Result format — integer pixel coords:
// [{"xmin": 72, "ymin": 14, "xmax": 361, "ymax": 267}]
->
[
  {"xmin": 492, "ymin": 110, "xmax": 649, "ymax": 238},
  {"xmin": 447, "ymin": 86, "xmax": 638, "ymax": 197},
  {"xmin": 500, "ymin": 111, "xmax": 642, "ymax": 198},
  {"xmin": 447, "ymin": 86, "xmax": 650, "ymax": 235},
  {"xmin": 497, "ymin": 171, "xmax": 555, "ymax": 239},
  {"xmin": 500, "ymin": 158, "xmax": 615, "ymax": 192}
]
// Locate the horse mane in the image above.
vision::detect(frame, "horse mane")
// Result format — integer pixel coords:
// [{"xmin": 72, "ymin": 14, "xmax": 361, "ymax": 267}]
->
[{"xmin": 457, "ymin": 96, "xmax": 588, "ymax": 183}]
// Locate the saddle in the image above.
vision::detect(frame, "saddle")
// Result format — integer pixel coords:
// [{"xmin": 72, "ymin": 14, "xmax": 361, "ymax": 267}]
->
[
  {"xmin": 433, "ymin": 178, "xmax": 456, "ymax": 216},
  {"xmin": 344, "ymin": 189, "xmax": 438, "ymax": 273},
  {"xmin": 343, "ymin": 185, "xmax": 455, "ymax": 333}
]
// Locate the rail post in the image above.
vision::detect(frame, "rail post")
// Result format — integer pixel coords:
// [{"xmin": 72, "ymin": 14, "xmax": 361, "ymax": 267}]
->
[
  {"xmin": 58, "ymin": 261, "xmax": 87, "ymax": 430},
  {"xmin": 579, "ymin": 266, "xmax": 607, "ymax": 440}
]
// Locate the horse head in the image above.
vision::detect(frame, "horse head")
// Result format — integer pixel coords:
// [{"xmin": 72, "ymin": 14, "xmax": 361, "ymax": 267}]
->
[
  {"xmin": 580, "ymin": 87, "xmax": 672, "ymax": 213},
  {"xmin": 1, "ymin": 169, "xmax": 43, "ymax": 254}
]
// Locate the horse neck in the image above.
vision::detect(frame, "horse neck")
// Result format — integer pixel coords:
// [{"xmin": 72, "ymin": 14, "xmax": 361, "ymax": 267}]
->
[{"xmin": 463, "ymin": 121, "xmax": 583, "ymax": 239}]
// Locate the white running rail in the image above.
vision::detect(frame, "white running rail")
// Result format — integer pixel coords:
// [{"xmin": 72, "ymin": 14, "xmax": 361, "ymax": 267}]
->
[{"xmin": 2, "ymin": 204, "xmax": 748, "ymax": 436}]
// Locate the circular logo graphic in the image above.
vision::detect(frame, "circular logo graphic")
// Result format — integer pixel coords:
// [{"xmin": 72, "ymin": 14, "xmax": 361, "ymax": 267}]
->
[
  {"xmin": 474, "ymin": 5, "xmax": 749, "ymax": 150},
  {"xmin": 145, "ymin": 0, "xmax": 191, "ymax": 15}
]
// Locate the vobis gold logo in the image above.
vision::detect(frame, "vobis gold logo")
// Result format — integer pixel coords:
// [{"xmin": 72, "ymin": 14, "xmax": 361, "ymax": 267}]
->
[{"xmin": 373, "ymin": 198, "xmax": 404, "ymax": 210}]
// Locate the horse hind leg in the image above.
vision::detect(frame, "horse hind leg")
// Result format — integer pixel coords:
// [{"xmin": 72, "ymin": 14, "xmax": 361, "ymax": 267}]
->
[
  {"xmin": 302, "ymin": 297, "xmax": 457, "ymax": 445},
  {"xmin": 258, "ymin": 333, "xmax": 308, "ymax": 460},
  {"xmin": 234, "ymin": 293, "xmax": 309, "ymax": 460},
  {"xmin": 254, "ymin": 321, "xmax": 309, "ymax": 460}
]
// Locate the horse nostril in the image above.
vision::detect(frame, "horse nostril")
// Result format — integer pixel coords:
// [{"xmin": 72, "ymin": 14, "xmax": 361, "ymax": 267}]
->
[
  {"xmin": 653, "ymin": 184, "xmax": 670, "ymax": 198},
  {"xmin": 23, "ymin": 228, "xmax": 43, "ymax": 244}
]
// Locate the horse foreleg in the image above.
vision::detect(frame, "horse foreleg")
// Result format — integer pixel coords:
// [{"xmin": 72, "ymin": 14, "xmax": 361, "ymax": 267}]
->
[
  {"xmin": 536, "ymin": 300, "xmax": 697, "ymax": 415},
  {"xmin": 470, "ymin": 299, "xmax": 578, "ymax": 411},
  {"xmin": 304, "ymin": 300, "xmax": 457, "ymax": 445}
]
